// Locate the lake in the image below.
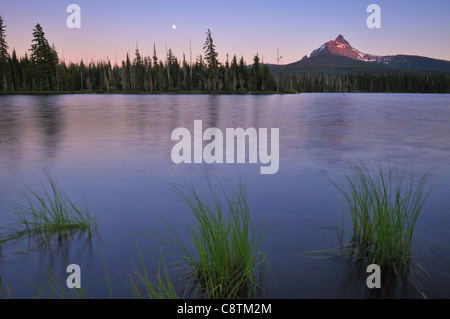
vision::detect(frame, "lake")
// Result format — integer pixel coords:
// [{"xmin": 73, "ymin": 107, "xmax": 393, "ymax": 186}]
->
[{"xmin": 0, "ymin": 93, "xmax": 449, "ymax": 299}]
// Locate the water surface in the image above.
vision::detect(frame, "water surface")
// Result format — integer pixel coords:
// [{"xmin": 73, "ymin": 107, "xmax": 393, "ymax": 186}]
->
[{"xmin": 0, "ymin": 94, "xmax": 449, "ymax": 298}]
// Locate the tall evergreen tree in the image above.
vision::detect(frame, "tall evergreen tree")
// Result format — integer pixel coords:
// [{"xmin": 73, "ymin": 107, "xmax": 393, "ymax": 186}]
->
[
  {"xmin": 152, "ymin": 44, "xmax": 161, "ymax": 91},
  {"xmin": 238, "ymin": 56, "xmax": 247, "ymax": 90},
  {"xmin": 203, "ymin": 29, "xmax": 219, "ymax": 91},
  {"xmin": 0, "ymin": 16, "xmax": 11, "ymax": 91},
  {"xmin": 223, "ymin": 53, "xmax": 230, "ymax": 91},
  {"xmin": 10, "ymin": 49, "xmax": 20, "ymax": 91},
  {"xmin": 262, "ymin": 64, "xmax": 272, "ymax": 92},
  {"xmin": 133, "ymin": 45, "xmax": 145, "ymax": 91},
  {"xmin": 231, "ymin": 54, "xmax": 238, "ymax": 91},
  {"xmin": 166, "ymin": 48, "xmax": 178, "ymax": 89},
  {"xmin": 29, "ymin": 23, "xmax": 58, "ymax": 90},
  {"xmin": 251, "ymin": 54, "xmax": 262, "ymax": 91}
]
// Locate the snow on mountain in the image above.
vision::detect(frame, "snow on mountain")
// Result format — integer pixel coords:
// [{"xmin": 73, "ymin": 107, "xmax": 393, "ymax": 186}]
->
[{"xmin": 309, "ymin": 35, "xmax": 383, "ymax": 63}]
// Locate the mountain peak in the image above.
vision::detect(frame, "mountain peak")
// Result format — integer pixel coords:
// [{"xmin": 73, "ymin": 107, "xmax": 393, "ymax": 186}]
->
[
  {"xmin": 309, "ymin": 34, "xmax": 378, "ymax": 62},
  {"xmin": 335, "ymin": 35, "xmax": 349, "ymax": 45}
]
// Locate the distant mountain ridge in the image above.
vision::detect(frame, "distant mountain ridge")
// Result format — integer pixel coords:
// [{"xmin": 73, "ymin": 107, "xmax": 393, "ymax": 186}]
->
[{"xmin": 269, "ymin": 35, "xmax": 450, "ymax": 75}]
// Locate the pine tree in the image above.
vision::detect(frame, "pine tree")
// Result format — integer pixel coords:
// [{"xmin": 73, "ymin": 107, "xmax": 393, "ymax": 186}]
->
[
  {"xmin": 262, "ymin": 64, "xmax": 271, "ymax": 92},
  {"xmin": 152, "ymin": 44, "xmax": 158, "ymax": 67},
  {"xmin": 143, "ymin": 56, "xmax": 151, "ymax": 92},
  {"xmin": 203, "ymin": 29, "xmax": 219, "ymax": 91},
  {"xmin": 126, "ymin": 52, "xmax": 133, "ymax": 90},
  {"xmin": 231, "ymin": 54, "xmax": 238, "ymax": 91},
  {"xmin": 166, "ymin": 48, "xmax": 178, "ymax": 89},
  {"xmin": 152, "ymin": 44, "xmax": 160, "ymax": 91},
  {"xmin": 11, "ymin": 49, "xmax": 21, "ymax": 91},
  {"xmin": 120, "ymin": 60, "xmax": 128, "ymax": 91},
  {"xmin": 29, "ymin": 23, "xmax": 58, "ymax": 90},
  {"xmin": 251, "ymin": 54, "xmax": 262, "ymax": 91},
  {"xmin": 182, "ymin": 53, "xmax": 189, "ymax": 90},
  {"xmin": 20, "ymin": 53, "xmax": 31, "ymax": 90},
  {"xmin": 238, "ymin": 56, "xmax": 247, "ymax": 91},
  {"xmin": 223, "ymin": 53, "xmax": 230, "ymax": 92},
  {"xmin": 0, "ymin": 16, "xmax": 11, "ymax": 91},
  {"xmin": 133, "ymin": 45, "xmax": 145, "ymax": 91}
]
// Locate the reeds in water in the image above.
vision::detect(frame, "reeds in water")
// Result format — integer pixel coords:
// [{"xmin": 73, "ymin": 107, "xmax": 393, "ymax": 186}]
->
[
  {"xmin": 128, "ymin": 246, "xmax": 179, "ymax": 299},
  {"xmin": 331, "ymin": 162, "xmax": 433, "ymax": 269},
  {"xmin": 1, "ymin": 174, "xmax": 96, "ymax": 244},
  {"xmin": 159, "ymin": 179, "xmax": 267, "ymax": 299}
]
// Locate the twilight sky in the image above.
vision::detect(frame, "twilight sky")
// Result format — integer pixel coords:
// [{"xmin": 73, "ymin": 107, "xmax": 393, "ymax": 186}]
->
[{"xmin": 1, "ymin": 0, "xmax": 449, "ymax": 65}]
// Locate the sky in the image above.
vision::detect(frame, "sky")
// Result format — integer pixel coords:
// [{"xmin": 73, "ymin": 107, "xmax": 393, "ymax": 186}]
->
[{"xmin": 1, "ymin": 0, "xmax": 449, "ymax": 65}]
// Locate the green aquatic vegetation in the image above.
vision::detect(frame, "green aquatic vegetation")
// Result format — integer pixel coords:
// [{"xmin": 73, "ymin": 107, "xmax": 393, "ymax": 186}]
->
[
  {"xmin": 330, "ymin": 162, "xmax": 433, "ymax": 268},
  {"xmin": 1, "ymin": 174, "xmax": 96, "ymax": 244},
  {"xmin": 158, "ymin": 179, "xmax": 267, "ymax": 299},
  {"xmin": 127, "ymin": 246, "xmax": 179, "ymax": 299}
]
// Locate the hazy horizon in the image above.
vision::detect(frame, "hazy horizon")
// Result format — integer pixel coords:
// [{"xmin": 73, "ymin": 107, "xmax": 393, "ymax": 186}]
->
[{"xmin": 1, "ymin": 0, "xmax": 449, "ymax": 65}]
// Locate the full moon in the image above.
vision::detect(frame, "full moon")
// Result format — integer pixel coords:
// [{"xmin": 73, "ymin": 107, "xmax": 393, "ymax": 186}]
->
[{"xmin": 172, "ymin": 25, "xmax": 177, "ymax": 30}]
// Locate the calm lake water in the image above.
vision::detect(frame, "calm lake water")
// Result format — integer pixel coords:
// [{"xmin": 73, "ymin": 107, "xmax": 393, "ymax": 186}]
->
[{"xmin": 0, "ymin": 93, "xmax": 449, "ymax": 299}]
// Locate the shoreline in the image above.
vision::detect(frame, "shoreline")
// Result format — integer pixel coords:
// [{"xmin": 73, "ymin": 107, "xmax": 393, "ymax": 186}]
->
[
  {"xmin": 1, "ymin": 90, "xmax": 449, "ymax": 96},
  {"xmin": 0, "ymin": 90, "xmax": 296, "ymax": 96}
]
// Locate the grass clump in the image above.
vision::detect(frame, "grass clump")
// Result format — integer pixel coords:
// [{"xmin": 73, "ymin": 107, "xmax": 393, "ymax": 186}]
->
[
  {"xmin": 1, "ymin": 174, "xmax": 96, "ymax": 244},
  {"xmin": 331, "ymin": 162, "xmax": 433, "ymax": 269},
  {"xmin": 127, "ymin": 246, "xmax": 179, "ymax": 299},
  {"xmin": 159, "ymin": 179, "xmax": 267, "ymax": 299}
]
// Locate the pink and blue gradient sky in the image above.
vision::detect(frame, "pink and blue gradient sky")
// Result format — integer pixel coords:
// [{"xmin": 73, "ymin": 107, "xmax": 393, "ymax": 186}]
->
[{"xmin": 1, "ymin": 0, "xmax": 449, "ymax": 65}]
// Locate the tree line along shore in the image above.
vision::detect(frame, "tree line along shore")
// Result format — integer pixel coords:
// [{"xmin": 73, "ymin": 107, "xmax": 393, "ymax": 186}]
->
[{"xmin": 0, "ymin": 17, "xmax": 448, "ymax": 95}]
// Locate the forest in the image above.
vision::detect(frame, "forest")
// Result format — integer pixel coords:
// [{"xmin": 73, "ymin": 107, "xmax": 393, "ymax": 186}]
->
[{"xmin": 0, "ymin": 16, "xmax": 449, "ymax": 95}]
